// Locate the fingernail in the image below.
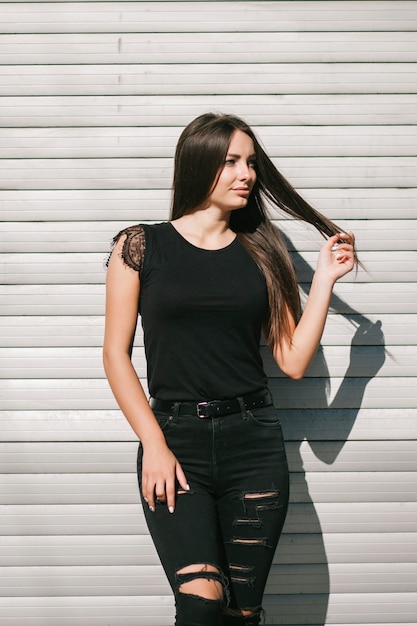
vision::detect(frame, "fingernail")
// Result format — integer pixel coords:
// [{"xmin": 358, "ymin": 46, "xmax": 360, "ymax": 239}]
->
[
  {"xmin": 149, "ymin": 505, "xmax": 155, "ymax": 512},
  {"xmin": 186, "ymin": 484, "xmax": 190, "ymax": 490},
  {"xmin": 143, "ymin": 496, "xmax": 148, "ymax": 503},
  {"xmin": 169, "ymin": 506, "xmax": 174, "ymax": 514}
]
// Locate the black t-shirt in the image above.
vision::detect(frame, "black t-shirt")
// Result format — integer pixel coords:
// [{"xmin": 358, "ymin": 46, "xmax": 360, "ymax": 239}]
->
[{"xmin": 116, "ymin": 222, "xmax": 269, "ymax": 400}]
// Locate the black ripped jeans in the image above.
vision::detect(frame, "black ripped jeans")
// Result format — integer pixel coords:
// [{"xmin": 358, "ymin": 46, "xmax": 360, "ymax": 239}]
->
[{"xmin": 137, "ymin": 396, "xmax": 290, "ymax": 626}]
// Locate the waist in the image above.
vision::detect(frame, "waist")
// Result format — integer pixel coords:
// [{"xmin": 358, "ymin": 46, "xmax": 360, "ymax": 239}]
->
[{"xmin": 149, "ymin": 389, "xmax": 272, "ymax": 419}]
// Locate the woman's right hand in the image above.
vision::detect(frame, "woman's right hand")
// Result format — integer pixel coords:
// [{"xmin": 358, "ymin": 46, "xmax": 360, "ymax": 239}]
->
[{"xmin": 141, "ymin": 440, "xmax": 189, "ymax": 513}]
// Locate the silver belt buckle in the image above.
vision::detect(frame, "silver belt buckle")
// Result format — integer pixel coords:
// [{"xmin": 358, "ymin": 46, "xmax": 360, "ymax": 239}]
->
[{"xmin": 196, "ymin": 401, "xmax": 210, "ymax": 418}]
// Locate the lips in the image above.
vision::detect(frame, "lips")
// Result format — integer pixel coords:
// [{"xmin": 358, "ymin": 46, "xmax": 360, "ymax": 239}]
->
[{"xmin": 233, "ymin": 187, "xmax": 250, "ymax": 196}]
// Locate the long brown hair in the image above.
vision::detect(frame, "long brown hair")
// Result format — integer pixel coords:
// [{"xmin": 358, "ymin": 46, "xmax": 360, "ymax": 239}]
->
[{"xmin": 171, "ymin": 113, "xmax": 354, "ymax": 348}]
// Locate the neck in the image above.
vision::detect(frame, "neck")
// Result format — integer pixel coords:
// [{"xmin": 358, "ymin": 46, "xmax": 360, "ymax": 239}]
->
[{"xmin": 171, "ymin": 209, "xmax": 235, "ymax": 250}]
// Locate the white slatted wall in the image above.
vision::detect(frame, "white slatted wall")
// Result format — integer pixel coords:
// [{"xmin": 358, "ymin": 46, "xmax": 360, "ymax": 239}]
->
[{"xmin": 1, "ymin": 1, "xmax": 416, "ymax": 624}]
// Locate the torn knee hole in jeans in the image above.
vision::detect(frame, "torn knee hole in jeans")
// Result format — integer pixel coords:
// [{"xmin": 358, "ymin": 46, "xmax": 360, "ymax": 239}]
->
[{"xmin": 175, "ymin": 563, "xmax": 230, "ymax": 603}]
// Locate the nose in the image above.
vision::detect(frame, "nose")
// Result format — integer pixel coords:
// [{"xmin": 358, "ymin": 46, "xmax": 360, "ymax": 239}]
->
[{"xmin": 237, "ymin": 162, "xmax": 251, "ymax": 181}]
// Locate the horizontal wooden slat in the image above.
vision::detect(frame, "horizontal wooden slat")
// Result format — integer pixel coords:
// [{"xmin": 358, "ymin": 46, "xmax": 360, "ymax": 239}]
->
[
  {"xmin": 0, "ymin": 564, "xmax": 169, "ymax": 597},
  {"xmin": 2, "ymin": 250, "xmax": 415, "ymax": 283},
  {"xmin": 0, "ymin": 316, "xmax": 107, "ymax": 347},
  {"xmin": 0, "ymin": 344, "xmax": 404, "ymax": 379},
  {"xmin": 1, "ymin": 502, "xmax": 417, "ymax": 535},
  {"xmin": 279, "ymin": 408, "xmax": 417, "ymax": 443},
  {"xmin": 1, "ymin": 2, "xmax": 417, "ymax": 34},
  {"xmin": 263, "ymin": 592, "xmax": 417, "ymax": 626},
  {"xmin": 314, "ymin": 532, "xmax": 417, "ymax": 565},
  {"xmin": 275, "ymin": 376, "xmax": 417, "ymax": 409},
  {"xmin": 0, "ymin": 347, "xmax": 146, "ymax": 378},
  {"xmin": 0, "ymin": 376, "xmax": 416, "ymax": 410},
  {"xmin": 2, "ymin": 125, "xmax": 417, "ymax": 159},
  {"xmin": 293, "ymin": 440, "xmax": 417, "ymax": 473},
  {"xmin": 0, "ymin": 313, "xmax": 408, "ymax": 347},
  {"xmin": 0, "ymin": 474, "xmax": 141, "ymax": 505},
  {"xmin": 2, "ymin": 219, "xmax": 415, "ymax": 253},
  {"xmin": 0, "ymin": 189, "xmax": 172, "ymax": 222},
  {"xmin": 0, "ymin": 442, "xmax": 140, "ymax": 473},
  {"xmin": 237, "ymin": 560, "xmax": 409, "ymax": 595},
  {"xmin": 268, "ymin": 562, "xmax": 417, "ymax": 595},
  {"xmin": 0, "ymin": 595, "xmax": 175, "ymax": 626},
  {"xmin": 2, "ymin": 188, "xmax": 416, "ymax": 221},
  {"xmin": 1, "ymin": 407, "xmax": 416, "ymax": 442},
  {"xmin": 1, "ymin": 561, "xmax": 416, "ymax": 597},
  {"xmin": 1, "ymin": 283, "xmax": 415, "ymax": 315},
  {"xmin": 1, "ymin": 471, "xmax": 415, "ymax": 505},
  {"xmin": 2, "ymin": 94, "xmax": 417, "ymax": 127},
  {"xmin": 0, "ymin": 379, "xmax": 127, "ymax": 411},
  {"xmin": 0, "ymin": 285, "xmax": 106, "ymax": 316},
  {"xmin": 0, "ymin": 503, "xmax": 147, "ymax": 536},
  {"xmin": 2, "ymin": 31, "xmax": 417, "ymax": 64},
  {"xmin": 285, "ymin": 502, "xmax": 417, "ymax": 534},
  {"xmin": 290, "ymin": 472, "xmax": 417, "ymax": 503},
  {"xmin": 1, "ymin": 532, "xmax": 415, "ymax": 567},
  {"xmin": 0, "ymin": 253, "xmax": 107, "ymax": 285},
  {"xmin": 0, "ymin": 440, "xmax": 414, "ymax": 474},
  {"xmin": 2, "ymin": 63, "xmax": 417, "ymax": 96},
  {"xmin": 0, "ymin": 535, "xmax": 159, "ymax": 567},
  {"xmin": 2, "ymin": 440, "xmax": 417, "ymax": 474},
  {"xmin": 0, "ymin": 594, "xmax": 415, "ymax": 626},
  {"xmin": 3, "ymin": 156, "xmax": 416, "ymax": 190},
  {"xmin": 0, "ymin": 409, "xmax": 136, "ymax": 442}
]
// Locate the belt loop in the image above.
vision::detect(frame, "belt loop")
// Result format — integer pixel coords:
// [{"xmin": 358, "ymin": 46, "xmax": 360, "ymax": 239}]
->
[
  {"xmin": 172, "ymin": 401, "xmax": 181, "ymax": 418},
  {"xmin": 237, "ymin": 395, "xmax": 247, "ymax": 419}
]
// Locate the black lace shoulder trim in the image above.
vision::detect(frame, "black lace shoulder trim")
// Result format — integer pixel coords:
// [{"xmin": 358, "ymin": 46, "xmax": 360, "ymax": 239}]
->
[{"xmin": 106, "ymin": 224, "xmax": 146, "ymax": 275}]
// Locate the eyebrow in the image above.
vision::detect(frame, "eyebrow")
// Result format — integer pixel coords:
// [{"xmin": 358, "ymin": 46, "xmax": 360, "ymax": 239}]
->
[{"xmin": 227, "ymin": 152, "xmax": 257, "ymax": 159}]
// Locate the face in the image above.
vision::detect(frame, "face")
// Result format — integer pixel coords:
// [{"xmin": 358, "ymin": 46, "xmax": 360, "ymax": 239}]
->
[{"xmin": 208, "ymin": 130, "xmax": 257, "ymax": 212}]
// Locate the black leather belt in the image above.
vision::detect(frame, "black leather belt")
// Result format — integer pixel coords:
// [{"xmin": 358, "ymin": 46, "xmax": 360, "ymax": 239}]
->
[{"xmin": 150, "ymin": 389, "xmax": 272, "ymax": 419}]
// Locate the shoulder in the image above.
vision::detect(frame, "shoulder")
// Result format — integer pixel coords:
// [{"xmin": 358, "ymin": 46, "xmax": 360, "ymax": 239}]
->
[
  {"xmin": 107, "ymin": 222, "xmax": 170, "ymax": 274},
  {"xmin": 106, "ymin": 224, "xmax": 145, "ymax": 274}
]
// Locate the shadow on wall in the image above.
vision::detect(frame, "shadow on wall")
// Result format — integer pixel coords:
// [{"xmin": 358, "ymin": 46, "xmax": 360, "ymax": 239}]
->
[{"xmin": 268, "ymin": 240, "xmax": 386, "ymax": 626}]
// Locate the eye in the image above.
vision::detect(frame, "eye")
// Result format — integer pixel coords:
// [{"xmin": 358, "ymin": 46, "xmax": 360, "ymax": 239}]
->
[
  {"xmin": 224, "ymin": 158, "xmax": 236, "ymax": 166},
  {"xmin": 248, "ymin": 159, "xmax": 257, "ymax": 169}
]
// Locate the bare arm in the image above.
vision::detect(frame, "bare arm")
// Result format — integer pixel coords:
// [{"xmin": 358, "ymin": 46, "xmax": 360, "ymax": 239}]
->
[
  {"xmin": 103, "ymin": 236, "xmax": 188, "ymax": 512},
  {"xmin": 273, "ymin": 233, "xmax": 355, "ymax": 379}
]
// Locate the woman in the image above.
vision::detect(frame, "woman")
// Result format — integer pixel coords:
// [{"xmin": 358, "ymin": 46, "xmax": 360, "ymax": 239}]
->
[{"xmin": 103, "ymin": 113, "xmax": 356, "ymax": 626}]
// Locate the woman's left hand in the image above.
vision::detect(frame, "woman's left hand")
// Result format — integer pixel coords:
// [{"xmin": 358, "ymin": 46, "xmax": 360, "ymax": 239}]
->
[
  {"xmin": 316, "ymin": 232, "xmax": 356, "ymax": 284},
  {"xmin": 273, "ymin": 231, "xmax": 356, "ymax": 379}
]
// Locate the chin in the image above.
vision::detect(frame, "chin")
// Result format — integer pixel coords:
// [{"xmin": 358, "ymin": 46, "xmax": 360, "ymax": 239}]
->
[{"xmin": 232, "ymin": 199, "xmax": 249, "ymax": 210}]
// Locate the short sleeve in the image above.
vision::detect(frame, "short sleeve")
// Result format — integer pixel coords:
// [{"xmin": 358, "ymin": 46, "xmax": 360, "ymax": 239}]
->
[{"xmin": 106, "ymin": 224, "xmax": 146, "ymax": 275}]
